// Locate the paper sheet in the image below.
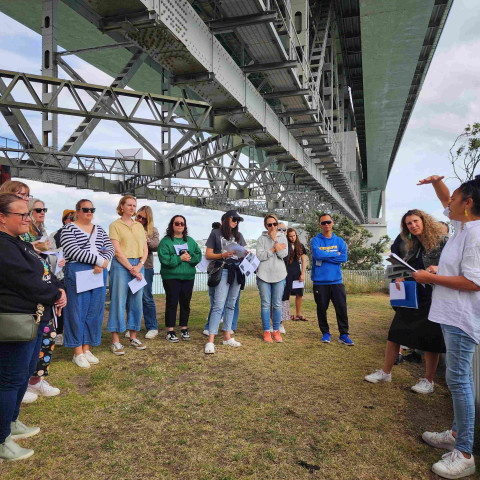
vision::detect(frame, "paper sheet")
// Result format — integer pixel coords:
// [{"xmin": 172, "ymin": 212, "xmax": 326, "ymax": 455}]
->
[
  {"xmin": 128, "ymin": 276, "xmax": 147, "ymax": 294},
  {"xmin": 75, "ymin": 269, "xmax": 104, "ymax": 293},
  {"xmin": 239, "ymin": 252, "xmax": 260, "ymax": 277},
  {"xmin": 54, "ymin": 251, "xmax": 64, "ymax": 275},
  {"xmin": 196, "ymin": 255, "xmax": 212, "ymax": 273},
  {"xmin": 389, "ymin": 282, "xmax": 406, "ymax": 300},
  {"xmin": 174, "ymin": 243, "xmax": 189, "ymax": 256},
  {"xmin": 388, "ymin": 253, "xmax": 417, "ymax": 272},
  {"xmin": 292, "ymin": 280, "xmax": 304, "ymax": 289}
]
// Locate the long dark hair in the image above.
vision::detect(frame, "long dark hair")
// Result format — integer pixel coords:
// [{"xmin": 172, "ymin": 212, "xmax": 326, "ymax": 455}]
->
[
  {"xmin": 221, "ymin": 215, "xmax": 240, "ymax": 242},
  {"xmin": 459, "ymin": 175, "xmax": 480, "ymax": 216},
  {"xmin": 287, "ymin": 227, "xmax": 302, "ymax": 264},
  {"xmin": 166, "ymin": 215, "xmax": 188, "ymax": 241}
]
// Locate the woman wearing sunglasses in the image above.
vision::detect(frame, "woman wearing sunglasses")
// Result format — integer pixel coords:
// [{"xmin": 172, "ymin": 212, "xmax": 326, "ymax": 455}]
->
[
  {"xmin": 204, "ymin": 210, "xmax": 247, "ymax": 354},
  {"xmin": 131, "ymin": 206, "xmax": 160, "ymax": 339},
  {"xmin": 256, "ymin": 214, "xmax": 288, "ymax": 343},
  {"xmin": 107, "ymin": 195, "xmax": 148, "ymax": 355},
  {"xmin": 61, "ymin": 199, "xmax": 115, "ymax": 368},
  {"xmin": 158, "ymin": 215, "xmax": 201, "ymax": 342},
  {"xmin": 20, "ymin": 198, "xmax": 61, "ymax": 402}
]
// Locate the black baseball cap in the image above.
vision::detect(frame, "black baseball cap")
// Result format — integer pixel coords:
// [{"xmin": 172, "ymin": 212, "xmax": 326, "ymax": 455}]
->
[{"xmin": 224, "ymin": 210, "xmax": 244, "ymax": 222}]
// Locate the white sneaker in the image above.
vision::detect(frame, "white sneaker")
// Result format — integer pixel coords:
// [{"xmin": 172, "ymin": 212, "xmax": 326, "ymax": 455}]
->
[
  {"xmin": 411, "ymin": 378, "xmax": 434, "ymax": 394},
  {"xmin": 223, "ymin": 338, "xmax": 242, "ymax": 347},
  {"xmin": 279, "ymin": 324, "xmax": 286, "ymax": 334},
  {"xmin": 21, "ymin": 391, "xmax": 38, "ymax": 404},
  {"xmin": 72, "ymin": 353, "xmax": 91, "ymax": 369},
  {"xmin": 27, "ymin": 379, "xmax": 60, "ymax": 397},
  {"xmin": 83, "ymin": 350, "xmax": 99, "ymax": 364},
  {"xmin": 204, "ymin": 342, "xmax": 215, "ymax": 354},
  {"xmin": 422, "ymin": 430, "xmax": 456, "ymax": 451},
  {"xmin": 202, "ymin": 329, "xmax": 210, "ymax": 336},
  {"xmin": 432, "ymin": 449, "xmax": 475, "ymax": 479},
  {"xmin": 125, "ymin": 331, "xmax": 130, "ymax": 338},
  {"xmin": 54, "ymin": 333, "xmax": 63, "ymax": 346},
  {"xmin": 364, "ymin": 369, "xmax": 392, "ymax": 384},
  {"xmin": 145, "ymin": 329, "xmax": 158, "ymax": 339}
]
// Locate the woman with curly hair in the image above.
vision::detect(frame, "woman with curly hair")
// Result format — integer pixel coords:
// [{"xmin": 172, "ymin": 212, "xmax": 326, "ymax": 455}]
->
[
  {"xmin": 158, "ymin": 215, "xmax": 201, "ymax": 342},
  {"xmin": 365, "ymin": 209, "xmax": 448, "ymax": 394}
]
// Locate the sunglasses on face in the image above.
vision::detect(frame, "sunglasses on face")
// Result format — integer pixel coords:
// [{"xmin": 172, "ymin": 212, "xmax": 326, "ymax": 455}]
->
[
  {"xmin": 33, "ymin": 208, "xmax": 48, "ymax": 213},
  {"xmin": 278, "ymin": 228, "xmax": 287, "ymax": 232},
  {"xmin": 174, "ymin": 222, "xmax": 185, "ymax": 227},
  {"xmin": 231, "ymin": 218, "xmax": 240, "ymax": 223},
  {"xmin": 267, "ymin": 222, "xmax": 278, "ymax": 227},
  {"xmin": 320, "ymin": 220, "xmax": 332, "ymax": 225},
  {"xmin": 81, "ymin": 208, "xmax": 96, "ymax": 213},
  {"xmin": 7, "ymin": 211, "xmax": 30, "ymax": 221},
  {"xmin": 136, "ymin": 214, "xmax": 147, "ymax": 222}
]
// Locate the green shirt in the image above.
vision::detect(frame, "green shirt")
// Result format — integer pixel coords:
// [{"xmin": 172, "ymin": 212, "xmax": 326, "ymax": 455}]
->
[{"xmin": 157, "ymin": 236, "xmax": 202, "ymax": 280}]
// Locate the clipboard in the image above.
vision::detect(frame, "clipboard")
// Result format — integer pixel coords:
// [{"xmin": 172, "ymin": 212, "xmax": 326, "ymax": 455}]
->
[{"xmin": 390, "ymin": 281, "xmax": 418, "ymax": 309}]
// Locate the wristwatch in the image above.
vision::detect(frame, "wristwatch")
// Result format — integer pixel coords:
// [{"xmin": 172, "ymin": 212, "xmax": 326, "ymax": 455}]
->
[
  {"xmin": 140, "ymin": 260, "xmax": 145, "ymax": 265},
  {"xmin": 273, "ymin": 241, "xmax": 278, "ymax": 245}
]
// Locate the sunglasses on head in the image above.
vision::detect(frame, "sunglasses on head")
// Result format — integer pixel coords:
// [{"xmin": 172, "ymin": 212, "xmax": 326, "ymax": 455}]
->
[
  {"xmin": 136, "ymin": 214, "xmax": 147, "ymax": 221},
  {"xmin": 320, "ymin": 220, "xmax": 332, "ymax": 225},
  {"xmin": 174, "ymin": 221, "xmax": 185, "ymax": 227},
  {"xmin": 33, "ymin": 208, "xmax": 48, "ymax": 213},
  {"xmin": 81, "ymin": 208, "xmax": 96, "ymax": 213},
  {"xmin": 267, "ymin": 222, "xmax": 278, "ymax": 227}
]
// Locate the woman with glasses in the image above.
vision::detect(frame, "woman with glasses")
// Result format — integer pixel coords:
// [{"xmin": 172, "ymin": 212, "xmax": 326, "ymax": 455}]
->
[
  {"xmin": 107, "ymin": 195, "xmax": 148, "ymax": 355},
  {"xmin": 158, "ymin": 215, "xmax": 201, "ymax": 342},
  {"xmin": 134, "ymin": 206, "xmax": 160, "ymax": 339},
  {"xmin": 204, "ymin": 210, "xmax": 247, "ymax": 354},
  {"xmin": 61, "ymin": 199, "xmax": 115, "ymax": 368},
  {"xmin": 0, "ymin": 193, "xmax": 66, "ymax": 461},
  {"xmin": 283, "ymin": 227, "xmax": 307, "ymax": 321},
  {"xmin": 21, "ymin": 198, "xmax": 61, "ymax": 402},
  {"xmin": 0, "ymin": 180, "xmax": 32, "ymax": 202},
  {"xmin": 256, "ymin": 214, "xmax": 288, "ymax": 342}
]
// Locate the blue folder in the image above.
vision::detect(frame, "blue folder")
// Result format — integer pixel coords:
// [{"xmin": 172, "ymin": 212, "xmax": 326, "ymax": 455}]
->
[{"xmin": 390, "ymin": 281, "xmax": 418, "ymax": 309}]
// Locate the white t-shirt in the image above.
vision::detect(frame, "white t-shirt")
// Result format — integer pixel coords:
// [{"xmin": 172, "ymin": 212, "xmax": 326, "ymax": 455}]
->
[{"xmin": 428, "ymin": 208, "xmax": 480, "ymax": 343}]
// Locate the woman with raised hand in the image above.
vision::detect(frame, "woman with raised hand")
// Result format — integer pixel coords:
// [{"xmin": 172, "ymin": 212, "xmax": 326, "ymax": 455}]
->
[
  {"xmin": 204, "ymin": 210, "xmax": 247, "ymax": 354},
  {"xmin": 22, "ymin": 198, "xmax": 61, "ymax": 402},
  {"xmin": 0, "ymin": 193, "xmax": 65, "ymax": 461},
  {"xmin": 415, "ymin": 175, "xmax": 480, "ymax": 480},
  {"xmin": 256, "ymin": 214, "xmax": 288, "ymax": 343},
  {"xmin": 283, "ymin": 227, "xmax": 307, "ymax": 322},
  {"xmin": 107, "ymin": 195, "xmax": 148, "ymax": 355},
  {"xmin": 135, "ymin": 206, "xmax": 160, "ymax": 339},
  {"xmin": 61, "ymin": 199, "xmax": 115, "ymax": 368},
  {"xmin": 158, "ymin": 215, "xmax": 201, "ymax": 342},
  {"xmin": 364, "ymin": 209, "xmax": 448, "ymax": 393}
]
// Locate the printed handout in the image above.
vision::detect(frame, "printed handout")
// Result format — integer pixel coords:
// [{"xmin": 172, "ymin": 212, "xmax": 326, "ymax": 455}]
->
[
  {"xmin": 174, "ymin": 243, "xmax": 189, "ymax": 256},
  {"xmin": 239, "ymin": 252, "xmax": 260, "ymax": 277},
  {"xmin": 75, "ymin": 269, "xmax": 105, "ymax": 293},
  {"xmin": 196, "ymin": 255, "xmax": 212, "ymax": 272},
  {"xmin": 128, "ymin": 276, "xmax": 147, "ymax": 294},
  {"xmin": 292, "ymin": 280, "xmax": 304, "ymax": 289},
  {"xmin": 389, "ymin": 282, "xmax": 406, "ymax": 300}
]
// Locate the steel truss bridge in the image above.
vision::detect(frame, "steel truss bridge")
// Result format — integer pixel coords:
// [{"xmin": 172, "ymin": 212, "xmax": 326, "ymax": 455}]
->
[{"xmin": 0, "ymin": 0, "xmax": 452, "ymax": 223}]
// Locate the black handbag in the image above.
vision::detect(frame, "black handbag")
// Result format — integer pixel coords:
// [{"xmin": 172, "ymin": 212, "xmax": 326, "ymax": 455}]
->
[
  {"xmin": 0, "ymin": 304, "xmax": 45, "ymax": 342},
  {"xmin": 207, "ymin": 260, "xmax": 225, "ymax": 287}
]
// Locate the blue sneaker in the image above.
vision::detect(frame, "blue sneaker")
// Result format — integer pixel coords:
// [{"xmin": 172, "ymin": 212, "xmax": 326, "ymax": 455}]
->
[
  {"xmin": 321, "ymin": 333, "xmax": 331, "ymax": 343},
  {"xmin": 338, "ymin": 334, "xmax": 354, "ymax": 346}
]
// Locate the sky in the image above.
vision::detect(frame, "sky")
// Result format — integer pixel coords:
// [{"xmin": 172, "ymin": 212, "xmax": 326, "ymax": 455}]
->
[{"xmin": 0, "ymin": 0, "xmax": 478, "ymax": 241}]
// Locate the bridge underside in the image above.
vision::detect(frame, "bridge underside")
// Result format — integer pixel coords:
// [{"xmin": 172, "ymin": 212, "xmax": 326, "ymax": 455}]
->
[{"xmin": 0, "ymin": 0, "xmax": 452, "ymax": 223}]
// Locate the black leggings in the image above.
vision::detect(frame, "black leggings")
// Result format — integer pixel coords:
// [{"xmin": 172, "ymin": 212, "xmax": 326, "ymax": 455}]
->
[{"xmin": 162, "ymin": 278, "xmax": 195, "ymax": 328}]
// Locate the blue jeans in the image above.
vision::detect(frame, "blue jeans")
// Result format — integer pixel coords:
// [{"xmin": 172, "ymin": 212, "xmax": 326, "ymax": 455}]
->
[
  {"xmin": 205, "ymin": 287, "xmax": 240, "ymax": 332},
  {"xmin": 107, "ymin": 258, "xmax": 144, "ymax": 333},
  {"xmin": 257, "ymin": 277, "xmax": 285, "ymax": 331},
  {"xmin": 0, "ymin": 320, "xmax": 46, "ymax": 443},
  {"xmin": 208, "ymin": 269, "xmax": 241, "ymax": 335},
  {"xmin": 441, "ymin": 324, "xmax": 477, "ymax": 454},
  {"xmin": 142, "ymin": 268, "xmax": 158, "ymax": 331},
  {"xmin": 63, "ymin": 262, "xmax": 108, "ymax": 348}
]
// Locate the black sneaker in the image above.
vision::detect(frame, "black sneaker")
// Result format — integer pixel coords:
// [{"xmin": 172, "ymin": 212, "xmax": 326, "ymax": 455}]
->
[
  {"xmin": 166, "ymin": 331, "xmax": 179, "ymax": 343},
  {"xmin": 181, "ymin": 329, "xmax": 191, "ymax": 341}
]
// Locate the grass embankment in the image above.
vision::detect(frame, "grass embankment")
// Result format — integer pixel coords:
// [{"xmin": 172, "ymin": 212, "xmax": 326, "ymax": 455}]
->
[{"xmin": 3, "ymin": 291, "xmax": 456, "ymax": 479}]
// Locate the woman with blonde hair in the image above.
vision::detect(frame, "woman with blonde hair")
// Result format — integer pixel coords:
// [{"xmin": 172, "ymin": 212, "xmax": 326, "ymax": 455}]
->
[
  {"xmin": 107, "ymin": 195, "xmax": 148, "ymax": 355},
  {"xmin": 365, "ymin": 209, "xmax": 448, "ymax": 393},
  {"xmin": 136, "ymin": 205, "xmax": 159, "ymax": 339}
]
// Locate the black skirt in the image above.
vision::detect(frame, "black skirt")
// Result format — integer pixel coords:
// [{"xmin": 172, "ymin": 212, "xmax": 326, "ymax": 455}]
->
[{"xmin": 388, "ymin": 302, "xmax": 446, "ymax": 353}]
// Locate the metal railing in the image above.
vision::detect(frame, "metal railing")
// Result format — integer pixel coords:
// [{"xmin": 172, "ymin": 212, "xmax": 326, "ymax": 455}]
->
[{"xmin": 152, "ymin": 269, "xmax": 386, "ymax": 295}]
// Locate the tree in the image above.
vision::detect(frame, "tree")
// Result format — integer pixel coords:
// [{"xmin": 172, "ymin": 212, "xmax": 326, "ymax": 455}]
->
[
  {"xmin": 450, "ymin": 122, "xmax": 480, "ymax": 182},
  {"xmin": 303, "ymin": 212, "xmax": 390, "ymax": 270}
]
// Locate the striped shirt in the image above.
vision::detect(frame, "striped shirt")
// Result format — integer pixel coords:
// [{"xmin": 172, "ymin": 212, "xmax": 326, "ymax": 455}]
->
[{"xmin": 61, "ymin": 223, "xmax": 115, "ymax": 267}]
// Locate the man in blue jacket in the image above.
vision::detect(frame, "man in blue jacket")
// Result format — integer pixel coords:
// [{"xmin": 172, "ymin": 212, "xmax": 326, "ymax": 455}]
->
[{"xmin": 311, "ymin": 213, "xmax": 354, "ymax": 345}]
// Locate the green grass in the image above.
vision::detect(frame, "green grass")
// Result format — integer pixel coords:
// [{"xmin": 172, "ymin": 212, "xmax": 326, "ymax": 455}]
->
[{"xmin": 1, "ymin": 291, "xmax": 458, "ymax": 479}]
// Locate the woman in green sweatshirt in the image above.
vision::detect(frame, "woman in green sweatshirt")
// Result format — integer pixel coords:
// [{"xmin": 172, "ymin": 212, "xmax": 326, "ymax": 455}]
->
[{"xmin": 158, "ymin": 215, "xmax": 202, "ymax": 342}]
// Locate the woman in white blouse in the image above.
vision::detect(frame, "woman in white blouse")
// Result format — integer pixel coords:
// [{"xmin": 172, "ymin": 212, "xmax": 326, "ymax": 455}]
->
[
  {"xmin": 414, "ymin": 175, "xmax": 480, "ymax": 479},
  {"xmin": 61, "ymin": 199, "xmax": 115, "ymax": 368}
]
